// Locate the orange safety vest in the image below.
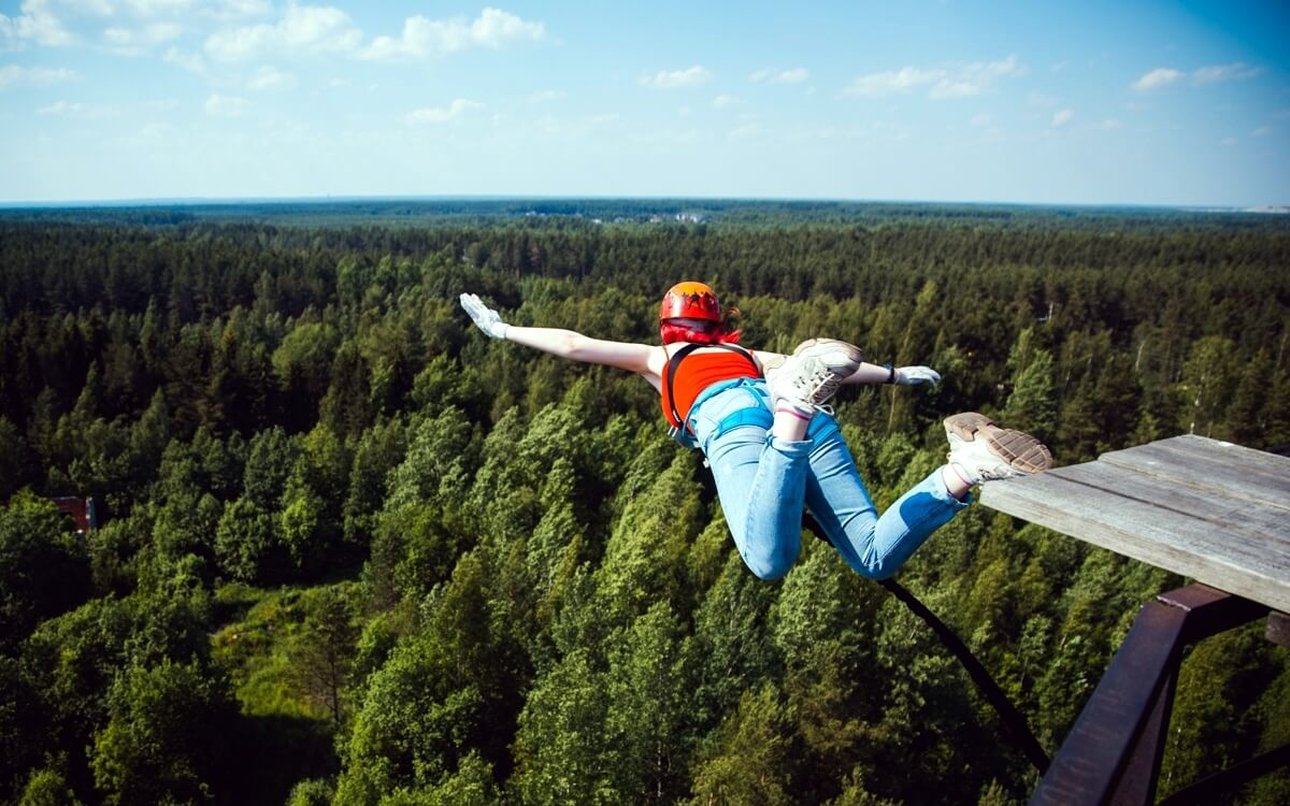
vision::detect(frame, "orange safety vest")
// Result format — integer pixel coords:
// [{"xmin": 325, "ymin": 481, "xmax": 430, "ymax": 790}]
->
[{"xmin": 660, "ymin": 344, "xmax": 762, "ymax": 430}]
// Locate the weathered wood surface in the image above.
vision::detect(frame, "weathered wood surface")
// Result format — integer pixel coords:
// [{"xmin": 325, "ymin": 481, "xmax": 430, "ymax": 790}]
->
[{"xmin": 979, "ymin": 434, "xmax": 1290, "ymax": 614}]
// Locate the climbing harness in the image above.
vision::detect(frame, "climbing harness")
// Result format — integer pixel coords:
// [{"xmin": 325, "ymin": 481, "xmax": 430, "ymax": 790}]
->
[{"xmin": 661, "ymin": 342, "xmax": 762, "ymax": 448}]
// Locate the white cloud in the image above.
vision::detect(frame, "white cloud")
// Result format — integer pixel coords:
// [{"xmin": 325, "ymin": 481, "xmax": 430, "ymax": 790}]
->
[
  {"xmin": 202, "ymin": 0, "xmax": 274, "ymax": 24},
  {"xmin": 0, "ymin": 15, "xmax": 17, "ymax": 51},
  {"xmin": 360, "ymin": 7, "xmax": 543, "ymax": 61},
  {"xmin": 2, "ymin": 0, "xmax": 208, "ymax": 52},
  {"xmin": 750, "ymin": 67, "xmax": 808, "ymax": 84},
  {"xmin": 1251, "ymin": 125, "xmax": 1271, "ymax": 137},
  {"xmin": 930, "ymin": 80, "xmax": 980, "ymax": 99},
  {"xmin": 1133, "ymin": 62, "xmax": 1262, "ymax": 92},
  {"xmin": 405, "ymin": 98, "xmax": 483, "ymax": 124},
  {"xmin": 1192, "ymin": 62, "xmax": 1262, "ymax": 85},
  {"xmin": 970, "ymin": 112, "xmax": 992, "ymax": 127},
  {"xmin": 3, "ymin": 2, "xmax": 76, "ymax": 48},
  {"xmin": 205, "ymin": 92, "xmax": 248, "ymax": 116},
  {"xmin": 845, "ymin": 56, "xmax": 1022, "ymax": 99},
  {"xmin": 36, "ymin": 99, "xmax": 115, "ymax": 118},
  {"xmin": 206, "ymin": 3, "xmax": 361, "ymax": 62},
  {"xmin": 844, "ymin": 66, "xmax": 942, "ymax": 97},
  {"xmin": 247, "ymin": 64, "xmax": 294, "ymax": 90},
  {"xmin": 929, "ymin": 56, "xmax": 1023, "ymax": 98},
  {"xmin": 0, "ymin": 63, "xmax": 75, "ymax": 88},
  {"xmin": 117, "ymin": 1, "xmax": 196, "ymax": 14},
  {"xmin": 1051, "ymin": 108, "xmax": 1074, "ymax": 127},
  {"xmin": 104, "ymin": 21, "xmax": 183, "ymax": 53},
  {"xmin": 1132, "ymin": 67, "xmax": 1184, "ymax": 91},
  {"xmin": 471, "ymin": 6, "xmax": 544, "ymax": 48},
  {"xmin": 713, "ymin": 94, "xmax": 741, "ymax": 109},
  {"xmin": 639, "ymin": 65, "xmax": 711, "ymax": 89}
]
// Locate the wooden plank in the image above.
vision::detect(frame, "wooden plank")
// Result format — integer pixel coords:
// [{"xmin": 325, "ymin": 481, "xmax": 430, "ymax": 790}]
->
[
  {"xmin": 1099, "ymin": 435, "xmax": 1290, "ymax": 500},
  {"xmin": 1050, "ymin": 462, "xmax": 1290, "ymax": 548},
  {"xmin": 1161, "ymin": 434, "xmax": 1290, "ymax": 475},
  {"xmin": 983, "ymin": 473, "xmax": 1290, "ymax": 576},
  {"xmin": 1096, "ymin": 437, "xmax": 1290, "ymax": 511},
  {"xmin": 981, "ymin": 479, "xmax": 1289, "ymax": 613},
  {"xmin": 980, "ymin": 473, "xmax": 1290, "ymax": 614}
]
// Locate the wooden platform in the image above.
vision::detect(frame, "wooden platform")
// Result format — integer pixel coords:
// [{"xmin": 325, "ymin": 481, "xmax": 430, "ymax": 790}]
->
[{"xmin": 979, "ymin": 434, "xmax": 1290, "ymax": 614}]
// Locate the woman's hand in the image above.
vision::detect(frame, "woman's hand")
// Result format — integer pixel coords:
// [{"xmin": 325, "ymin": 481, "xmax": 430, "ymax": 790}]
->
[
  {"xmin": 460, "ymin": 293, "xmax": 510, "ymax": 339},
  {"xmin": 892, "ymin": 366, "xmax": 941, "ymax": 385}
]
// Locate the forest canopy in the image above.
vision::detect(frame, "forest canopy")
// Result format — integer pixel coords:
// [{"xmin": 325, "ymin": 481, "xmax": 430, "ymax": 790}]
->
[{"xmin": 0, "ymin": 200, "xmax": 1287, "ymax": 804}]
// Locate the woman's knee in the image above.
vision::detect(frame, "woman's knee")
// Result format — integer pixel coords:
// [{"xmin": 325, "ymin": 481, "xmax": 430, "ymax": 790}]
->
[{"xmin": 741, "ymin": 546, "xmax": 796, "ymax": 581}]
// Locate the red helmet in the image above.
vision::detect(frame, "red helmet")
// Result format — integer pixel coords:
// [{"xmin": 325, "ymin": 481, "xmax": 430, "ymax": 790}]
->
[{"xmin": 659, "ymin": 281, "xmax": 721, "ymax": 322}]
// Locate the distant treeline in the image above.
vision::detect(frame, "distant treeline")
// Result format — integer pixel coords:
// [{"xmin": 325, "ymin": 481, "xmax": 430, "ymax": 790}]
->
[
  {"xmin": 0, "ymin": 206, "xmax": 1287, "ymax": 804},
  {"xmin": 2, "ymin": 196, "xmax": 1281, "ymax": 229}
]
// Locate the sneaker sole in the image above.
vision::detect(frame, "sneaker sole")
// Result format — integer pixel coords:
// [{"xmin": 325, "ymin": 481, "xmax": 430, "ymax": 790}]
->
[
  {"xmin": 944, "ymin": 411, "xmax": 996, "ymax": 441},
  {"xmin": 944, "ymin": 412, "xmax": 1053, "ymax": 475},
  {"xmin": 793, "ymin": 338, "xmax": 864, "ymax": 372}
]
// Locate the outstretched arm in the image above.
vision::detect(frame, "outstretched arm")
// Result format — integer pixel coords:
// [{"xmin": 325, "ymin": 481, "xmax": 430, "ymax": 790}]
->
[
  {"xmin": 753, "ymin": 347, "xmax": 940, "ymax": 388},
  {"xmin": 841, "ymin": 362, "xmax": 941, "ymax": 386},
  {"xmin": 460, "ymin": 293, "xmax": 662, "ymax": 380},
  {"xmin": 507, "ymin": 326, "xmax": 658, "ymax": 375}
]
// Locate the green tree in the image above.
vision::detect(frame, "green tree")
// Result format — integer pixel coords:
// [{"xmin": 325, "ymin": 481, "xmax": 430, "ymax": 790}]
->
[
  {"xmin": 0, "ymin": 416, "xmax": 33, "ymax": 500},
  {"xmin": 592, "ymin": 452, "xmax": 705, "ymax": 627},
  {"xmin": 214, "ymin": 497, "xmax": 284, "ymax": 583},
  {"xmin": 273, "ymin": 321, "xmax": 340, "ymax": 432},
  {"xmin": 0, "ymin": 491, "xmax": 91, "ymax": 653},
  {"xmin": 1001, "ymin": 328, "xmax": 1058, "ymax": 441},
  {"xmin": 291, "ymin": 585, "xmax": 360, "ymax": 724},
  {"xmin": 342, "ymin": 417, "xmax": 407, "ymax": 547},
  {"xmin": 687, "ymin": 684, "xmax": 795, "ymax": 806},
  {"xmin": 1178, "ymin": 335, "xmax": 1237, "ymax": 438},
  {"xmin": 603, "ymin": 602, "xmax": 699, "ymax": 803},
  {"xmin": 243, "ymin": 426, "xmax": 299, "ymax": 510},
  {"xmin": 90, "ymin": 659, "xmax": 236, "ymax": 805},
  {"xmin": 17, "ymin": 765, "xmax": 81, "ymax": 806},
  {"xmin": 320, "ymin": 341, "xmax": 373, "ymax": 438},
  {"xmin": 691, "ymin": 552, "xmax": 782, "ymax": 726},
  {"xmin": 1, "ymin": 656, "xmax": 43, "ymax": 802},
  {"xmin": 338, "ymin": 551, "xmax": 507, "ymax": 801},
  {"xmin": 771, "ymin": 541, "xmax": 886, "ymax": 801},
  {"xmin": 511, "ymin": 647, "xmax": 613, "ymax": 805}
]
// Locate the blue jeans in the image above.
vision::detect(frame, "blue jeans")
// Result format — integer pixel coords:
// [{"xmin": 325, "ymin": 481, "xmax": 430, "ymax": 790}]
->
[{"xmin": 687, "ymin": 378, "xmax": 968, "ymax": 581}]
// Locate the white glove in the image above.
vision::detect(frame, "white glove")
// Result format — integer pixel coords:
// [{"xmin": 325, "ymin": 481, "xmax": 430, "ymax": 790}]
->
[
  {"xmin": 459, "ymin": 293, "xmax": 509, "ymax": 339},
  {"xmin": 892, "ymin": 365, "xmax": 941, "ymax": 386}
]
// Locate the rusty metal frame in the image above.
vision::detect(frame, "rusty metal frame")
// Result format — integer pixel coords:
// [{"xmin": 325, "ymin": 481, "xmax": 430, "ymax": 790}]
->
[{"xmin": 1029, "ymin": 584, "xmax": 1271, "ymax": 805}]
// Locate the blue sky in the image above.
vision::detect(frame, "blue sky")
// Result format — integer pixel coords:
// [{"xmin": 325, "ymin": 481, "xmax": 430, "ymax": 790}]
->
[{"xmin": 1, "ymin": 1, "xmax": 1287, "ymax": 207}]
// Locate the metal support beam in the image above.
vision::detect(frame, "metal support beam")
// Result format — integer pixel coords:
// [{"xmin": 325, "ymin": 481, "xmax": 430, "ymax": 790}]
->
[{"xmin": 1029, "ymin": 584, "xmax": 1268, "ymax": 806}]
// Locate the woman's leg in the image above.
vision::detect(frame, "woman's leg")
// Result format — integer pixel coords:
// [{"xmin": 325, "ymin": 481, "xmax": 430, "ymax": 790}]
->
[
  {"xmin": 804, "ymin": 419, "xmax": 967, "ymax": 579},
  {"xmin": 691, "ymin": 383, "xmax": 812, "ymax": 581},
  {"xmin": 705, "ymin": 427, "xmax": 812, "ymax": 580}
]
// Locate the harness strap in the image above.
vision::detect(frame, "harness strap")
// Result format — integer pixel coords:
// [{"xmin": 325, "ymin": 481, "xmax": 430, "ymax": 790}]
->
[
  {"xmin": 878, "ymin": 576, "xmax": 1051, "ymax": 774},
  {"xmin": 663, "ymin": 343, "xmax": 761, "ymax": 432},
  {"xmin": 801, "ymin": 512, "xmax": 1050, "ymax": 774}
]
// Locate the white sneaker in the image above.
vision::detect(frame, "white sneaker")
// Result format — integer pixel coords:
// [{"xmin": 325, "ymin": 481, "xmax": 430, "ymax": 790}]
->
[
  {"xmin": 944, "ymin": 412, "xmax": 1053, "ymax": 483},
  {"xmin": 769, "ymin": 339, "xmax": 864, "ymax": 414}
]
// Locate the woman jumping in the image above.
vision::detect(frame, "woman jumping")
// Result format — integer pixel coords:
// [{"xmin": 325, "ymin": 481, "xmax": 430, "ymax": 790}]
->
[{"xmin": 459, "ymin": 282, "xmax": 1051, "ymax": 582}]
